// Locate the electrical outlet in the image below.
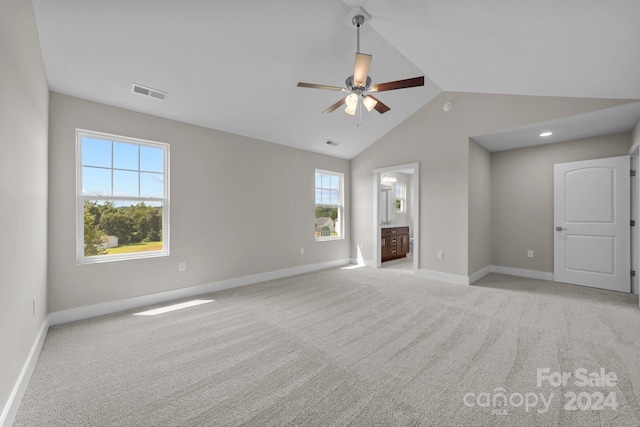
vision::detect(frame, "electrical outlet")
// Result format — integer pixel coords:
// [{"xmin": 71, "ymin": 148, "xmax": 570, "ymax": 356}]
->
[
  {"xmin": 179, "ymin": 262, "xmax": 186, "ymax": 272},
  {"xmin": 527, "ymin": 250, "xmax": 534, "ymax": 258},
  {"xmin": 32, "ymin": 297, "xmax": 36, "ymax": 315},
  {"xmin": 300, "ymin": 247, "xmax": 304, "ymax": 255},
  {"xmin": 437, "ymin": 251, "xmax": 444, "ymax": 260}
]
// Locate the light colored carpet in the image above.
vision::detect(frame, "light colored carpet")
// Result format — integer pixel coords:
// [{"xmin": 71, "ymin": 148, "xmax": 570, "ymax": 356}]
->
[{"xmin": 13, "ymin": 268, "xmax": 640, "ymax": 426}]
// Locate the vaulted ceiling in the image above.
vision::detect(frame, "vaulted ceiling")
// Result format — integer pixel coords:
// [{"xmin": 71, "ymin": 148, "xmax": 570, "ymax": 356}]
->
[{"xmin": 32, "ymin": 0, "xmax": 640, "ymax": 158}]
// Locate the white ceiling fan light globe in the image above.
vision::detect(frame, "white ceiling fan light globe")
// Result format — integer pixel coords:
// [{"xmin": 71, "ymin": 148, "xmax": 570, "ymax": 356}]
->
[
  {"xmin": 345, "ymin": 104, "xmax": 357, "ymax": 115},
  {"xmin": 363, "ymin": 96, "xmax": 377, "ymax": 112},
  {"xmin": 345, "ymin": 93, "xmax": 359, "ymax": 107}
]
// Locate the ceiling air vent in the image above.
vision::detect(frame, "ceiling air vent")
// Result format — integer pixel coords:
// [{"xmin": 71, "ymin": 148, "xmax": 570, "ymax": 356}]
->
[
  {"xmin": 325, "ymin": 140, "xmax": 339, "ymax": 146},
  {"xmin": 131, "ymin": 83, "xmax": 167, "ymax": 101}
]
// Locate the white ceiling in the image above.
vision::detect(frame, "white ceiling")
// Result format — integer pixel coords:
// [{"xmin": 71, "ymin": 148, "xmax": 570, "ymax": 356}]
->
[{"xmin": 32, "ymin": 0, "xmax": 640, "ymax": 158}]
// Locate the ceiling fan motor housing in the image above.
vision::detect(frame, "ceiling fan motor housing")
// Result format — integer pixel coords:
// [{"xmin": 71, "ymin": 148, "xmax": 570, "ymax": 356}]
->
[{"xmin": 346, "ymin": 75, "xmax": 371, "ymax": 93}]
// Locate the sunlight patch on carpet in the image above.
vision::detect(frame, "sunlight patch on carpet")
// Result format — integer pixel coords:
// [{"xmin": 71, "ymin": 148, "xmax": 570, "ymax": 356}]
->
[{"xmin": 133, "ymin": 299, "xmax": 214, "ymax": 316}]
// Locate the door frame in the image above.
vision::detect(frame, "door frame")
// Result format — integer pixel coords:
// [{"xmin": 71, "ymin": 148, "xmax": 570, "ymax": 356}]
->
[
  {"xmin": 373, "ymin": 163, "xmax": 419, "ymax": 273},
  {"xmin": 630, "ymin": 141, "xmax": 640, "ymax": 297}
]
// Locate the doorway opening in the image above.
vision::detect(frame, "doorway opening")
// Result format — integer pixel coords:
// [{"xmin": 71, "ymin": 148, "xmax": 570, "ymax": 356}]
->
[{"xmin": 373, "ymin": 163, "xmax": 419, "ymax": 274}]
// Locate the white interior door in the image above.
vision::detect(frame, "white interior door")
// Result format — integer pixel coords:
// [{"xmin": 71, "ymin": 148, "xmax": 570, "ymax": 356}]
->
[{"xmin": 554, "ymin": 156, "xmax": 630, "ymax": 292}]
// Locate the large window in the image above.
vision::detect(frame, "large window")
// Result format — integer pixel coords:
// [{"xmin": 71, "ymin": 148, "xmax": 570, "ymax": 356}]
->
[
  {"xmin": 315, "ymin": 169, "xmax": 344, "ymax": 240},
  {"xmin": 77, "ymin": 129, "xmax": 169, "ymax": 263}
]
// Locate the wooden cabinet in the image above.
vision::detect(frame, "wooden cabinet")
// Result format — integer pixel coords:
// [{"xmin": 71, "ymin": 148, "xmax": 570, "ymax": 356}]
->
[{"xmin": 381, "ymin": 227, "xmax": 410, "ymax": 262}]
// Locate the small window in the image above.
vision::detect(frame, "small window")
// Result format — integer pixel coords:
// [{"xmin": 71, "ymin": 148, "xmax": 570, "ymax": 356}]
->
[
  {"xmin": 76, "ymin": 129, "xmax": 169, "ymax": 263},
  {"xmin": 315, "ymin": 169, "xmax": 344, "ymax": 240},
  {"xmin": 395, "ymin": 183, "xmax": 406, "ymax": 213}
]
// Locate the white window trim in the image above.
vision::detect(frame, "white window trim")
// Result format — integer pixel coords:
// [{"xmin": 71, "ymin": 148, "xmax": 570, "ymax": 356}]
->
[
  {"xmin": 76, "ymin": 129, "xmax": 170, "ymax": 264},
  {"xmin": 315, "ymin": 169, "xmax": 344, "ymax": 241}
]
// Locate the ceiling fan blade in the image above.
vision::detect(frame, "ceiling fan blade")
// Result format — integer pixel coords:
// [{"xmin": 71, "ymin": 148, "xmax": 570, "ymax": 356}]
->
[
  {"xmin": 370, "ymin": 76, "xmax": 425, "ymax": 92},
  {"xmin": 322, "ymin": 97, "xmax": 347, "ymax": 114},
  {"xmin": 353, "ymin": 53, "xmax": 372, "ymax": 87},
  {"xmin": 297, "ymin": 82, "xmax": 346, "ymax": 91},
  {"xmin": 367, "ymin": 95, "xmax": 390, "ymax": 114}
]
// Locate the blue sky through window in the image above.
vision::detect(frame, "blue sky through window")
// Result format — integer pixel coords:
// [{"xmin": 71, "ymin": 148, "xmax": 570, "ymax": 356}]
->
[
  {"xmin": 315, "ymin": 172, "xmax": 340, "ymax": 205},
  {"xmin": 82, "ymin": 136, "xmax": 165, "ymax": 198}
]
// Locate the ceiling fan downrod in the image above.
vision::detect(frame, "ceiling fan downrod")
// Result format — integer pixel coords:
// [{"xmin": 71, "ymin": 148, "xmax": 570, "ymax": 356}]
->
[{"xmin": 353, "ymin": 15, "xmax": 364, "ymax": 53}]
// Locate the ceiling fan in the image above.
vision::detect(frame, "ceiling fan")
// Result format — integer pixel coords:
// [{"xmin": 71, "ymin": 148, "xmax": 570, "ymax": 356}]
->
[{"xmin": 297, "ymin": 14, "xmax": 425, "ymax": 118}]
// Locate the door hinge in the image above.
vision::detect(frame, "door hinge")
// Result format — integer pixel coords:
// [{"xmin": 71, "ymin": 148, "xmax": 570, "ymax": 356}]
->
[
  {"xmin": 632, "ymin": 170, "xmax": 636, "ymax": 177},
  {"xmin": 632, "ymin": 270, "xmax": 636, "ymax": 277},
  {"xmin": 632, "ymin": 220, "xmax": 636, "ymax": 226}
]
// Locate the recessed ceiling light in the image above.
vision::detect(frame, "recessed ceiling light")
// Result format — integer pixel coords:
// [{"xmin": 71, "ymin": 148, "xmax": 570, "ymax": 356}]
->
[{"xmin": 540, "ymin": 132, "xmax": 553, "ymax": 137}]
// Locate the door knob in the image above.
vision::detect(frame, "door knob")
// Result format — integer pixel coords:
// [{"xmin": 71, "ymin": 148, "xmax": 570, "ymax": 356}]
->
[{"xmin": 555, "ymin": 226, "xmax": 567, "ymax": 231}]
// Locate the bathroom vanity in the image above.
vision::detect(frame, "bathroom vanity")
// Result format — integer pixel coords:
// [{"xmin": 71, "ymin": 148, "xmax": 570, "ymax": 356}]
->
[{"xmin": 381, "ymin": 226, "xmax": 410, "ymax": 262}]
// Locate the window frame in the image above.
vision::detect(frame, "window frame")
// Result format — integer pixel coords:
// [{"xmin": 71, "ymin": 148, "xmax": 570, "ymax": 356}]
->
[
  {"xmin": 76, "ymin": 129, "xmax": 170, "ymax": 264},
  {"xmin": 314, "ymin": 169, "xmax": 344, "ymax": 241}
]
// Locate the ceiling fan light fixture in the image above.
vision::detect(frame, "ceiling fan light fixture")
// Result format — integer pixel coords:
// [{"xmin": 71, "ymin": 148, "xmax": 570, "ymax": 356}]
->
[
  {"xmin": 296, "ymin": 11, "xmax": 424, "ymax": 120},
  {"xmin": 345, "ymin": 104, "xmax": 357, "ymax": 115},
  {"xmin": 345, "ymin": 93, "xmax": 359, "ymax": 108},
  {"xmin": 363, "ymin": 96, "xmax": 377, "ymax": 112}
]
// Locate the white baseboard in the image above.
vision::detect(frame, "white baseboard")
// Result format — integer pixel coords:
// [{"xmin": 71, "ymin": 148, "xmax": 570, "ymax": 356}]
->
[
  {"xmin": 490, "ymin": 265, "xmax": 554, "ymax": 281},
  {"xmin": 415, "ymin": 265, "xmax": 552, "ymax": 286},
  {"xmin": 469, "ymin": 266, "xmax": 492, "ymax": 284},
  {"xmin": 1, "ymin": 318, "xmax": 50, "ymax": 427},
  {"xmin": 418, "ymin": 268, "xmax": 470, "ymax": 285},
  {"xmin": 49, "ymin": 258, "xmax": 351, "ymax": 326}
]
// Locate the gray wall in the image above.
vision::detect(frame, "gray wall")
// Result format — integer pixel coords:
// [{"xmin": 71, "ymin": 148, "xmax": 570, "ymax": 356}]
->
[
  {"xmin": 468, "ymin": 140, "xmax": 491, "ymax": 276},
  {"xmin": 491, "ymin": 133, "xmax": 632, "ymax": 272},
  {"xmin": 48, "ymin": 93, "xmax": 350, "ymax": 312},
  {"xmin": 0, "ymin": 0, "xmax": 49, "ymax": 417},
  {"xmin": 351, "ymin": 91, "xmax": 630, "ymax": 278}
]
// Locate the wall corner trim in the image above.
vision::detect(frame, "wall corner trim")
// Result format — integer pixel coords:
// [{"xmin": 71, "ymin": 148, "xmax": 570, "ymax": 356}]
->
[
  {"xmin": 469, "ymin": 266, "xmax": 492, "ymax": 284},
  {"xmin": 1, "ymin": 317, "xmax": 50, "ymax": 427},
  {"xmin": 49, "ymin": 258, "xmax": 352, "ymax": 326},
  {"xmin": 490, "ymin": 265, "xmax": 554, "ymax": 281},
  {"xmin": 417, "ymin": 265, "xmax": 553, "ymax": 286}
]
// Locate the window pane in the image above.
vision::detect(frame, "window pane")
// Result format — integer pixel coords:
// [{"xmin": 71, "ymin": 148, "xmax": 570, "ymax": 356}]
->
[
  {"xmin": 82, "ymin": 167, "xmax": 111, "ymax": 195},
  {"xmin": 330, "ymin": 175, "xmax": 339, "ymax": 190},
  {"xmin": 82, "ymin": 137, "xmax": 111, "ymax": 168},
  {"xmin": 330, "ymin": 190, "xmax": 339, "ymax": 205},
  {"xmin": 321, "ymin": 189, "xmax": 331, "ymax": 204},
  {"xmin": 113, "ymin": 170, "xmax": 139, "ymax": 197},
  {"xmin": 315, "ymin": 173, "xmax": 322, "ymax": 188},
  {"xmin": 83, "ymin": 200, "xmax": 163, "ymax": 257},
  {"xmin": 140, "ymin": 145, "xmax": 164, "ymax": 173},
  {"xmin": 113, "ymin": 142, "xmax": 139, "ymax": 170},
  {"xmin": 322, "ymin": 174, "xmax": 330, "ymax": 189},
  {"xmin": 315, "ymin": 189, "xmax": 322, "ymax": 204},
  {"xmin": 140, "ymin": 172, "xmax": 164, "ymax": 198},
  {"xmin": 315, "ymin": 206, "xmax": 339, "ymax": 238}
]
